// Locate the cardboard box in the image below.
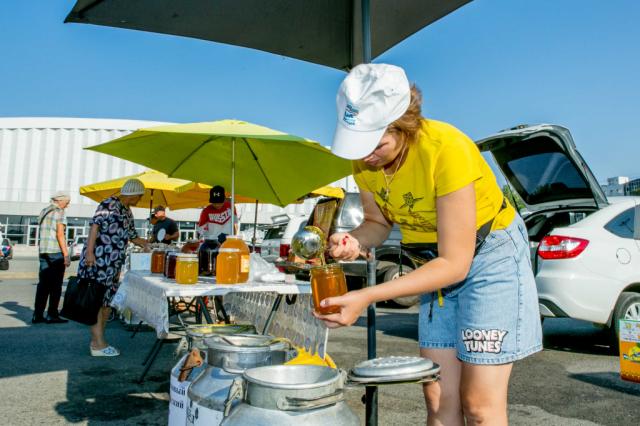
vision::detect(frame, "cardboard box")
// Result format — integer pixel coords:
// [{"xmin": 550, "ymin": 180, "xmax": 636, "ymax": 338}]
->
[
  {"xmin": 619, "ymin": 319, "xmax": 640, "ymax": 383},
  {"xmin": 130, "ymin": 253, "xmax": 151, "ymax": 271}
]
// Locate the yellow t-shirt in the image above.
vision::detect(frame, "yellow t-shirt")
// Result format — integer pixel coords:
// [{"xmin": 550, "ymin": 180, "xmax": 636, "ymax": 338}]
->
[{"xmin": 353, "ymin": 119, "xmax": 515, "ymax": 243}]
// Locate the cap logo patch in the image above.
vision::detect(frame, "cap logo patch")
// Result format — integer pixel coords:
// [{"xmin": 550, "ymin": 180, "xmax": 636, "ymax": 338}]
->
[{"xmin": 343, "ymin": 102, "xmax": 359, "ymax": 126}]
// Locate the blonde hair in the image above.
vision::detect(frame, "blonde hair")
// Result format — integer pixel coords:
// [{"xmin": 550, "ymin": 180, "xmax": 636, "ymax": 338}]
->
[{"xmin": 387, "ymin": 85, "xmax": 423, "ymax": 145}]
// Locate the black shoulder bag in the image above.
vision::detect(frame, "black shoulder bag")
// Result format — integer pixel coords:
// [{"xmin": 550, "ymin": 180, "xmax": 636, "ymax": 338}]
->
[{"xmin": 60, "ymin": 271, "xmax": 106, "ymax": 326}]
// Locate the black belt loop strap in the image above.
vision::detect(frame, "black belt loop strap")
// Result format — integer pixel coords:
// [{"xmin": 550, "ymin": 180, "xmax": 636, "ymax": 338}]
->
[{"xmin": 400, "ymin": 197, "xmax": 508, "ymax": 263}]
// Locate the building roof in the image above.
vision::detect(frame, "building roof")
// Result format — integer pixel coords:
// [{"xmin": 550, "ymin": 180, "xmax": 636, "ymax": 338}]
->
[{"xmin": 0, "ymin": 116, "xmax": 172, "ymax": 131}]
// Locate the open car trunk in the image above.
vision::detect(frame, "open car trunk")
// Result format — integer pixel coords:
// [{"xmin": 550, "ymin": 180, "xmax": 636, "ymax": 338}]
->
[{"xmin": 477, "ymin": 124, "xmax": 608, "ymax": 267}]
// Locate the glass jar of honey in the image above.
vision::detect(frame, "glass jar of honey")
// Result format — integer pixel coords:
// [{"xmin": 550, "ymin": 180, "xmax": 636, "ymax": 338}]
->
[
  {"xmin": 164, "ymin": 251, "xmax": 179, "ymax": 279},
  {"xmin": 219, "ymin": 235, "xmax": 250, "ymax": 283},
  {"xmin": 310, "ymin": 263, "xmax": 347, "ymax": 315},
  {"xmin": 175, "ymin": 253, "xmax": 199, "ymax": 285},
  {"xmin": 151, "ymin": 248, "xmax": 167, "ymax": 274},
  {"xmin": 216, "ymin": 248, "xmax": 240, "ymax": 284}
]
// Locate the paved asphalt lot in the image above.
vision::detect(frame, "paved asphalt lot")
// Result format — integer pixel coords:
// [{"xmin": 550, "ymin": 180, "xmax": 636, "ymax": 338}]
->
[{"xmin": 0, "ymin": 273, "xmax": 639, "ymax": 425}]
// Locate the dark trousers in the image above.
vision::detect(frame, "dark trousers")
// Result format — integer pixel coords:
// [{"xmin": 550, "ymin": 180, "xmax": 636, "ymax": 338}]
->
[{"xmin": 34, "ymin": 252, "xmax": 65, "ymax": 317}]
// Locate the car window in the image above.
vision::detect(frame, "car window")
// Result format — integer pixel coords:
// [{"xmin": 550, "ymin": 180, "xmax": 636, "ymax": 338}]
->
[
  {"xmin": 507, "ymin": 152, "xmax": 591, "ymax": 204},
  {"xmin": 264, "ymin": 225, "xmax": 286, "ymax": 240},
  {"xmin": 604, "ymin": 207, "xmax": 635, "ymax": 239}
]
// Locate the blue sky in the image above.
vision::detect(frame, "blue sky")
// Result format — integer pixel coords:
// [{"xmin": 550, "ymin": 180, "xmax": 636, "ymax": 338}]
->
[{"xmin": 1, "ymin": 1, "xmax": 638, "ymax": 182}]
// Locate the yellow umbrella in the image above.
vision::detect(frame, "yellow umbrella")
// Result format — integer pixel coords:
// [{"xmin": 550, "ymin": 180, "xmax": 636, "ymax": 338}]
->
[
  {"xmin": 79, "ymin": 170, "xmax": 254, "ymax": 211},
  {"xmin": 176, "ymin": 182, "xmax": 344, "ymax": 203}
]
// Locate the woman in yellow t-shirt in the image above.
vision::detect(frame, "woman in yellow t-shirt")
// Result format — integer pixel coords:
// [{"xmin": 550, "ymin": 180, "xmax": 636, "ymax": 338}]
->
[{"xmin": 316, "ymin": 64, "xmax": 542, "ymax": 425}]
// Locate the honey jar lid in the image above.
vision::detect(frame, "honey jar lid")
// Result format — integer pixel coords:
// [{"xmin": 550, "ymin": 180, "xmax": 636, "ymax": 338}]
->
[{"xmin": 177, "ymin": 253, "xmax": 198, "ymax": 259}]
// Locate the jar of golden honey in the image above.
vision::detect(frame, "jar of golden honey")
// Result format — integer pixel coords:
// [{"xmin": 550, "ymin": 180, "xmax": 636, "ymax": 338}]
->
[
  {"xmin": 310, "ymin": 263, "xmax": 347, "ymax": 315},
  {"xmin": 216, "ymin": 248, "xmax": 240, "ymax": 284},
  {"xmin": 175, "ymin": 253, "xmax": 199, "ymax": 285},
  {"xmin": 219, "ymin": 235, "xmax": 250, "ymax": 283}
]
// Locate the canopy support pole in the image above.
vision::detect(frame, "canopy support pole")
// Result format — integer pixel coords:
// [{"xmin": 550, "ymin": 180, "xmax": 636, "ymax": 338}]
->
[{"xmin": 361, "ymin": 1, "xmax": 377, "ymax": 424}]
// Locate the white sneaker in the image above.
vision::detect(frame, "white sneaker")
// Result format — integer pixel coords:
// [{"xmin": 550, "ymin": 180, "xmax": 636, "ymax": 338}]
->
[{"xmin": 90, "ymin": 345, "xmax": 120, "ymax": 357}]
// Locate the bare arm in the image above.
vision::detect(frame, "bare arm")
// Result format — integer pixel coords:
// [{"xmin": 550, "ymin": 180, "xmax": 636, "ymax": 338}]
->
[
  {"xmin": 328, "ymin": 190, "xmax": 392, "ymax": 260},
  {"xmin": 317, "ymin": 183, "xmax": 477, "ymax": 327},
  {"xmin": 56, "ymin": 223, "xmax": 69, "ymax": 258},
  {"xmin": 84, "ymin": 224, "xmax": 99, "ymax": 267}
]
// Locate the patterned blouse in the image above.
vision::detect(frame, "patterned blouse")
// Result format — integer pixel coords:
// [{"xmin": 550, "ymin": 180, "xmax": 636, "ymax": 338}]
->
[{"xmin": 78, "ymin": 197, "xmax": 138, "ymax": 289}]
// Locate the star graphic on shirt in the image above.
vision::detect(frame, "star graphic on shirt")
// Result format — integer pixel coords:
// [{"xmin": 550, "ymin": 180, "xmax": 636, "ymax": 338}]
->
[
  {"xmin": 376, "ymin": 187, "xmax": 390, "ymax": 203},
  {"xmin": 400, "ymin": 192, "xmax": 424, "ymax": 211}
]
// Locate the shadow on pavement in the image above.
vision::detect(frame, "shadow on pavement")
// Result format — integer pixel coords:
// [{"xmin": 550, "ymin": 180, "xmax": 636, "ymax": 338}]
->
[
  {"xmin": 542, "ymin": 318, "xmax": 614, "ymax": 356},
  {"xmin": 353, "ymin": 310, "xmax": 419, "ymax": 341},
  {"xmin": 0, "ymin": 300, "xmax": 173, "ymax": 425},
  {"xmin": 569, "ymin": 372, "xmax": 640, "ymax": 396}
]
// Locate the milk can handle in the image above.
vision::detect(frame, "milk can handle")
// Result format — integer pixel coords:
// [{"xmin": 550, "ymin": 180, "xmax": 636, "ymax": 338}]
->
[
  {"xmin": 276, "ymin": 390, "xmax": 345, "ymax": 411},
  {"xmin": 223, "ymin": 377, "xmax": 245, "ymax": 417}
]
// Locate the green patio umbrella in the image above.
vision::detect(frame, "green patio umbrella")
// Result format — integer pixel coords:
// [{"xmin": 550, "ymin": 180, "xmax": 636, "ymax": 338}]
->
[{"xmin": 85, "ymin": 119, "xmax": 352, "ymax": 231}]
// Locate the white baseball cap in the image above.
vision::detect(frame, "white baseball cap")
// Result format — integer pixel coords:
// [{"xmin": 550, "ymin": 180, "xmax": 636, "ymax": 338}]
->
[
  {"xmin": 120, "ymin": 178, "xmax": 146, "ymax": 196},
  {"xmin": 331, "ymin": 63, "xmax": 411, "ymax": 160}
]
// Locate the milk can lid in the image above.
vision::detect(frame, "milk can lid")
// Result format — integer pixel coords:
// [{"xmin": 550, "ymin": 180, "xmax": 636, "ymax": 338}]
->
[{"xmin": 348, "ymin": 356, "xmax": 440, "ymax": 385}]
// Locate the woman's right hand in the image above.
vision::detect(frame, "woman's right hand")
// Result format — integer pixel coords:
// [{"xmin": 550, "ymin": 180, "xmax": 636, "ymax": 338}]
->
[
  {"xmin": 85, "ymin": 250, "xmax": 96, "ymax": 267},
  {"xmin": 328, "ymin": 233, "xmax": 362, "ymax": 261}
]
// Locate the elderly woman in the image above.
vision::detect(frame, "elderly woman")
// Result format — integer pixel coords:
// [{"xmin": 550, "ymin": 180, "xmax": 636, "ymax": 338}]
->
[
  {"xmin": 317, "ymin": 64, "xmax": 542, "ymax": 426},
  {"xmin": 77, "ymin": 178, "xmax": 149, "ymax": 357}
]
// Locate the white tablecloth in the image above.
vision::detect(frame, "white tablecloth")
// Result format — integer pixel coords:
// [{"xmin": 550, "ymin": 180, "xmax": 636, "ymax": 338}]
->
[{"xmin": 111, "ymin": 270, "xmax": 311, "ymax": 337}]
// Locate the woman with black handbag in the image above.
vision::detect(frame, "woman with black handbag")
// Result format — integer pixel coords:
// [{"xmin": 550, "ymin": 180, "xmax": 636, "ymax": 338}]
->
[{"xmin": 77, "ymin": 178, "xmax": 149, "ymax": 357}]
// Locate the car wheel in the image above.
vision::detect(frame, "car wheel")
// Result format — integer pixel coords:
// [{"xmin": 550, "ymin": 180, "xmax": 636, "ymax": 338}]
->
[
  {"xmin": 609, "ymin": 292, "xmax": 640, "ymax": 351},
  {"xmin": 381, "ymin": 264, "xmax": 418, "ymax": 307}
]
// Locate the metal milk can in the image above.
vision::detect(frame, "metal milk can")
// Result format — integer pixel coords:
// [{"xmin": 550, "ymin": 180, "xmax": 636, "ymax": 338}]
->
[
  {"xmin": 186, "ymin": 334, "xmax": 295, "ymax": 426},
  {"xmin": 221, "ymin": 356, "xmax": 440, "ymax": 425}
]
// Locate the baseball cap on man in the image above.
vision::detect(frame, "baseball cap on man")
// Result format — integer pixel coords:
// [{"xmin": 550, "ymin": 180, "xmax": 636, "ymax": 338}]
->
[
  {"xmin": 331, "ymin": 63, "xmax": 411, "ymax": 160},
  {"xmin": 120, "ymin": 178, "xmax": 146, "ymax": 196},
  {"xmin": 209, "ymin": 185, "xmax": 226, "ymax": 203}
]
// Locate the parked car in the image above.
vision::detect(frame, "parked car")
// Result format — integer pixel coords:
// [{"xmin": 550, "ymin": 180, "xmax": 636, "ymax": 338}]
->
[
  {"xmin": 1, "ymin": 237, "xmax": 12, "ymax": 259},
  {"xmin": 260, "ymin": 214, "xmax": 310, "ymax": 264},
  {"xmin": 259, "ymin": 222, "xmax": 288, "ymax": 263},
  {"xmin": 535, "ymin": 197, "xmax": 640, "ymax": 343},
  {"xmin": 69, "ymin": 236, "xmax": 87, "ymax": 260},
  {"xmin": 476, "ymin": 124, "xmax": 640, "ymax": 344},
  {"xmin": 298, "ymin": 192, "xmax": 420, "ymax": 307}
]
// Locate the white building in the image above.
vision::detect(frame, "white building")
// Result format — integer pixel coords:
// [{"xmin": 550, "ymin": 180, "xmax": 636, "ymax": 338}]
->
[
  {"xmin": 601, "ymin": 176, "xmax": 630, "ymax": 197},
  {"xmin": 0, "ymin": 117, "xmax": 344, "ymax": 245}
]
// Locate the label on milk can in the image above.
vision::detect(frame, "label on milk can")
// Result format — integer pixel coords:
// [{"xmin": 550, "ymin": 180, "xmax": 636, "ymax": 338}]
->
[{"xmin": 619, "ymin": 319, "xmax": 640, "ymax": 383}]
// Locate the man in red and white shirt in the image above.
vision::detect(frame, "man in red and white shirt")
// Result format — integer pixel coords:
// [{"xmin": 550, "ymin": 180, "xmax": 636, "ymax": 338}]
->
[{"xmin": 198, "ymin": 185, "xmax": 238, "ymax": 242}]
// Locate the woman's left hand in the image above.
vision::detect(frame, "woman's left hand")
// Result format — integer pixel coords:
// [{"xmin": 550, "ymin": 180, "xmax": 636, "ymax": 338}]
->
[{"xmin": 312, "ymin": 289, "xmax": 372, "ymax": 328}]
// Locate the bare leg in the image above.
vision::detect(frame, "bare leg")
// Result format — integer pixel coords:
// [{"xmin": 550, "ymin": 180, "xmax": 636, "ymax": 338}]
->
[
  {"xmin": 460, "ymin": 363, "xmax": 512, "ymax": 426},
  {"xmin": 421, "ymin": 348, "xmax": 464, "ymax": 426},
  {"xmin": 90, "ymin": 307, "xmax": 112, "ymax": 350}
]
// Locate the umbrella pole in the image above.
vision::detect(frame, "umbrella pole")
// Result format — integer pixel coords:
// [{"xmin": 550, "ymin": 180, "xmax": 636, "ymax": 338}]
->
[
  {"xmin": 231, "ymin": 138, "xmax": 236, "ymax": 234},
  {"xmin": 251, "ymin": 200, "xmax": 258, "ymax": 251},
  {"xmin": 148, "ymin": 189, "xmax": 154, "ymax": 240},
  {"xmin": 361, "ymin": 1, "xmax": 377, "ymax": 425}
]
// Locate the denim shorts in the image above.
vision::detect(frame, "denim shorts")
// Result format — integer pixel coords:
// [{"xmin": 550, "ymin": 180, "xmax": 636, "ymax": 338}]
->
[{"xmin": 419, "ymin": 215, "xmax": 543, "ymax": 364}]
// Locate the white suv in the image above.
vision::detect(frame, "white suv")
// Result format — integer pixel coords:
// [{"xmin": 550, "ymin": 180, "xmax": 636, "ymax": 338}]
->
[
  {"xmin": 260, "ymin": 214, "xmax": 309, "ymax": 263},
  {"xmin": 477, "ymin": 124, "xmax": 640, "ymax": 344}
]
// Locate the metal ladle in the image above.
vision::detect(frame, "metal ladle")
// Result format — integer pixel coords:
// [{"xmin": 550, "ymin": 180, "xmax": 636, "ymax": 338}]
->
[{"xmin": 291, "ymin": 226, "xmax": 326, "ymax": 262}]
